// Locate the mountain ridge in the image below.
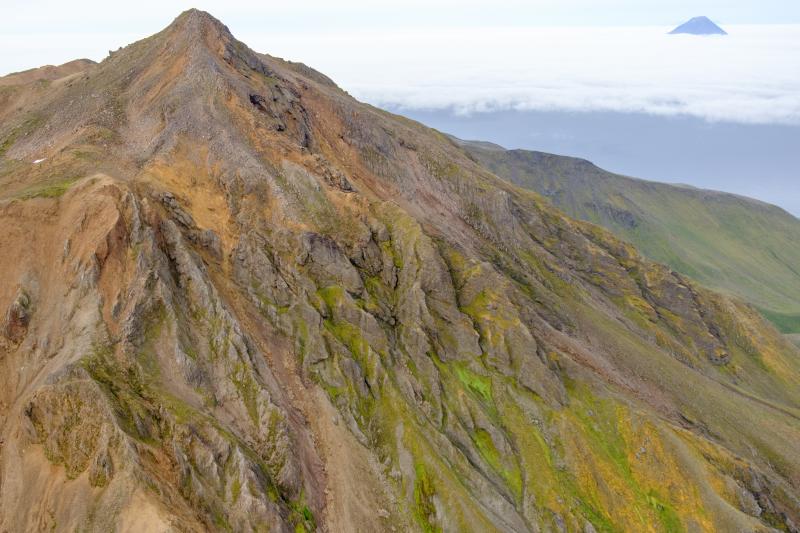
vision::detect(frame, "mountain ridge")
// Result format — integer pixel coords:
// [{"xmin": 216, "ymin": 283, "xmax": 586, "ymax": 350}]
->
[
  {"xmin": 453, "ymin": 136, "xmax": 795, "ymax": 212},
  {"xmin": 0, "ymin": 59, "xmax": 96, "ymax": 86},
  {"xmin": 1, "ymin": 10, "xmax": 799, "ymax": 532},
  {"xmin": 459, "ymin": 139, "xmax": 800, "ymax": 335}
]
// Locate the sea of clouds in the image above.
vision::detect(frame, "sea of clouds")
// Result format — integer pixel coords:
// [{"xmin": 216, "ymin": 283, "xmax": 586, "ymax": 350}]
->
[
  {"xmin": 255, "ymin": 25, "xmax": 800, "ymax": 125},
  {"xmin": 2, "ymin": 16, "xmax": 798, "ymax": 126}
]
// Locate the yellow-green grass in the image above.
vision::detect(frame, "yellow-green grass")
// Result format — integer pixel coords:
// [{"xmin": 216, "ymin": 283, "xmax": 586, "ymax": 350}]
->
[{"xmin": 463, "ymin": 142, "xmax": 800, "ymax": 333}]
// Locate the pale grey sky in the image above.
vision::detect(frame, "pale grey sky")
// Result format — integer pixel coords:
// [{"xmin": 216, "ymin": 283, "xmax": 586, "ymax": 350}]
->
[{"xmin": 2, "ymin": 0, "xmax": 800, "ymax": 34}]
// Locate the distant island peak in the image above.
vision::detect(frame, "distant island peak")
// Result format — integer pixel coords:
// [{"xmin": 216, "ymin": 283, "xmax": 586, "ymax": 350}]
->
[{"xmin": 669, "ymin": 16, "xmax": 727, "ymax": 35}]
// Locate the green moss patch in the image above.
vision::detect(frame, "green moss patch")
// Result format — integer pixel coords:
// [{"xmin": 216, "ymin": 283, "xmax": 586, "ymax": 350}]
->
[
  {"xmin": 413, "ymin": 462, "xmax": 441, "ymax": 533},
  {"xmin": 17, "ymin": 176, "xmax": 79, "ymax": 200},
  {"xmin": 453, "ymin": 364, "xmax": 492, "ymax": 403}
]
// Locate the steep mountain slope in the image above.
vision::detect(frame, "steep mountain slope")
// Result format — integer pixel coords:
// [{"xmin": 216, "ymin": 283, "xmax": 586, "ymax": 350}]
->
[
  {"xmin": 1, "ymin": 10, "xmax": 799, "ymax": 532},
  {"xmin": 459, "ymin": 140, "xmax": 800, "ymax": 335}
]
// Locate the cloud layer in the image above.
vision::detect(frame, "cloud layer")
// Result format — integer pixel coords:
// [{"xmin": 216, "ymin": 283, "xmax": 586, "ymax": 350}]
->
[
  {"xmin": 252, "ymin": 25, "xmax": 800, "ymax": 125},
  {"xmin": 2, "ymin": 12, "xmax": 798, "ymax": 125}
]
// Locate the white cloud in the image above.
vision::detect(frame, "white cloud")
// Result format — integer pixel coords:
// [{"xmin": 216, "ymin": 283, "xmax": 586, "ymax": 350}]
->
[
  {"xmin": 247, "ymin": 24, "xmax": 800, "ymax": 125},
  {"xmin": 2, "ymin": 2, "xmax": 798, "ymax": 126}
]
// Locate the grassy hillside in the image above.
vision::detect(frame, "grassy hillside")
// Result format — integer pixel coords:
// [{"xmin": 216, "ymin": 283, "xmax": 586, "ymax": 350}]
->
[{"xmin": 460, "ymin": 140, "xmax": 800, "ymax": 333}]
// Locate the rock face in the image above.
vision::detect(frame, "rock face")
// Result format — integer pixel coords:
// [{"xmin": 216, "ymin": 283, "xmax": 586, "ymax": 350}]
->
[
  {"xmin": 0, "ymin": 9, "xmax": 799, "ymax": 533},
  {"xmin": 669, "ymin": 16, "xmax": 728, "ymax": 35}
]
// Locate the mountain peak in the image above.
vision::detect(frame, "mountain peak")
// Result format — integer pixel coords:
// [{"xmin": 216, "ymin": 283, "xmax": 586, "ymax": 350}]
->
[
  {"xmin": 171, "ymin": 8, "xmax": 227, "ymax": 31},
  {"xmin": 163, "ymin": 8, "xmax": 236, "ymax": 44},
  {"xmin": 669, "ymin": 16, "xmax": 727, "ymax": 35}
]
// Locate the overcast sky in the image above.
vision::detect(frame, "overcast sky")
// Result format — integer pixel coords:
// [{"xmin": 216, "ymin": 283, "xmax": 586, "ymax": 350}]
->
[{"xmin": 2, "ymin": 1, "xmax": 799, "ymax": 124}]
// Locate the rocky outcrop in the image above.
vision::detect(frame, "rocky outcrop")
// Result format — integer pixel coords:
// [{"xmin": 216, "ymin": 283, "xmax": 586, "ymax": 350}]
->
[{"xmin": 2, "ymin": 289, "xmax": 30, "ymax": 344}]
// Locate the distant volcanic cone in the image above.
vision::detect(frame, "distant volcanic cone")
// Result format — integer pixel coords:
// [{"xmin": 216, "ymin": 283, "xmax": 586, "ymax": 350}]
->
[{"xmin": 669, "ymin": 16, "xmax": 728, "ymax": 35}]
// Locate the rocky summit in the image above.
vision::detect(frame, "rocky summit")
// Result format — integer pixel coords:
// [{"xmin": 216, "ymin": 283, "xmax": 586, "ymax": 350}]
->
[{"xmin": 0, "ymin": 9, "xmax": 798, "ymax": 533}]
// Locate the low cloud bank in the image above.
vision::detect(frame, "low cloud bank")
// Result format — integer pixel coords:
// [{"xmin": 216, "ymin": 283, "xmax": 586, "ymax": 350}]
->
[
  {"xmin": 258, "ymin": 25, "xmax": 800, "ymax": 125},
  {"xmin": 3, "ymin": 22, "xmax": 798, "ymax": 125}
]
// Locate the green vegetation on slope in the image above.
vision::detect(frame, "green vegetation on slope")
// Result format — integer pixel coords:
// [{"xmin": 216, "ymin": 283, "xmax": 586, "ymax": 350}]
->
[
  {"xmin": 4, "ymin": 9, "xmax": 800, "ymax": 531},
  {"xmin": 16, "ymin": 176, "xmax": 79, "ymax": 199},
  {"xmin": 459, "ymin": 140, "xmax": 800, "ymax": 333}
]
